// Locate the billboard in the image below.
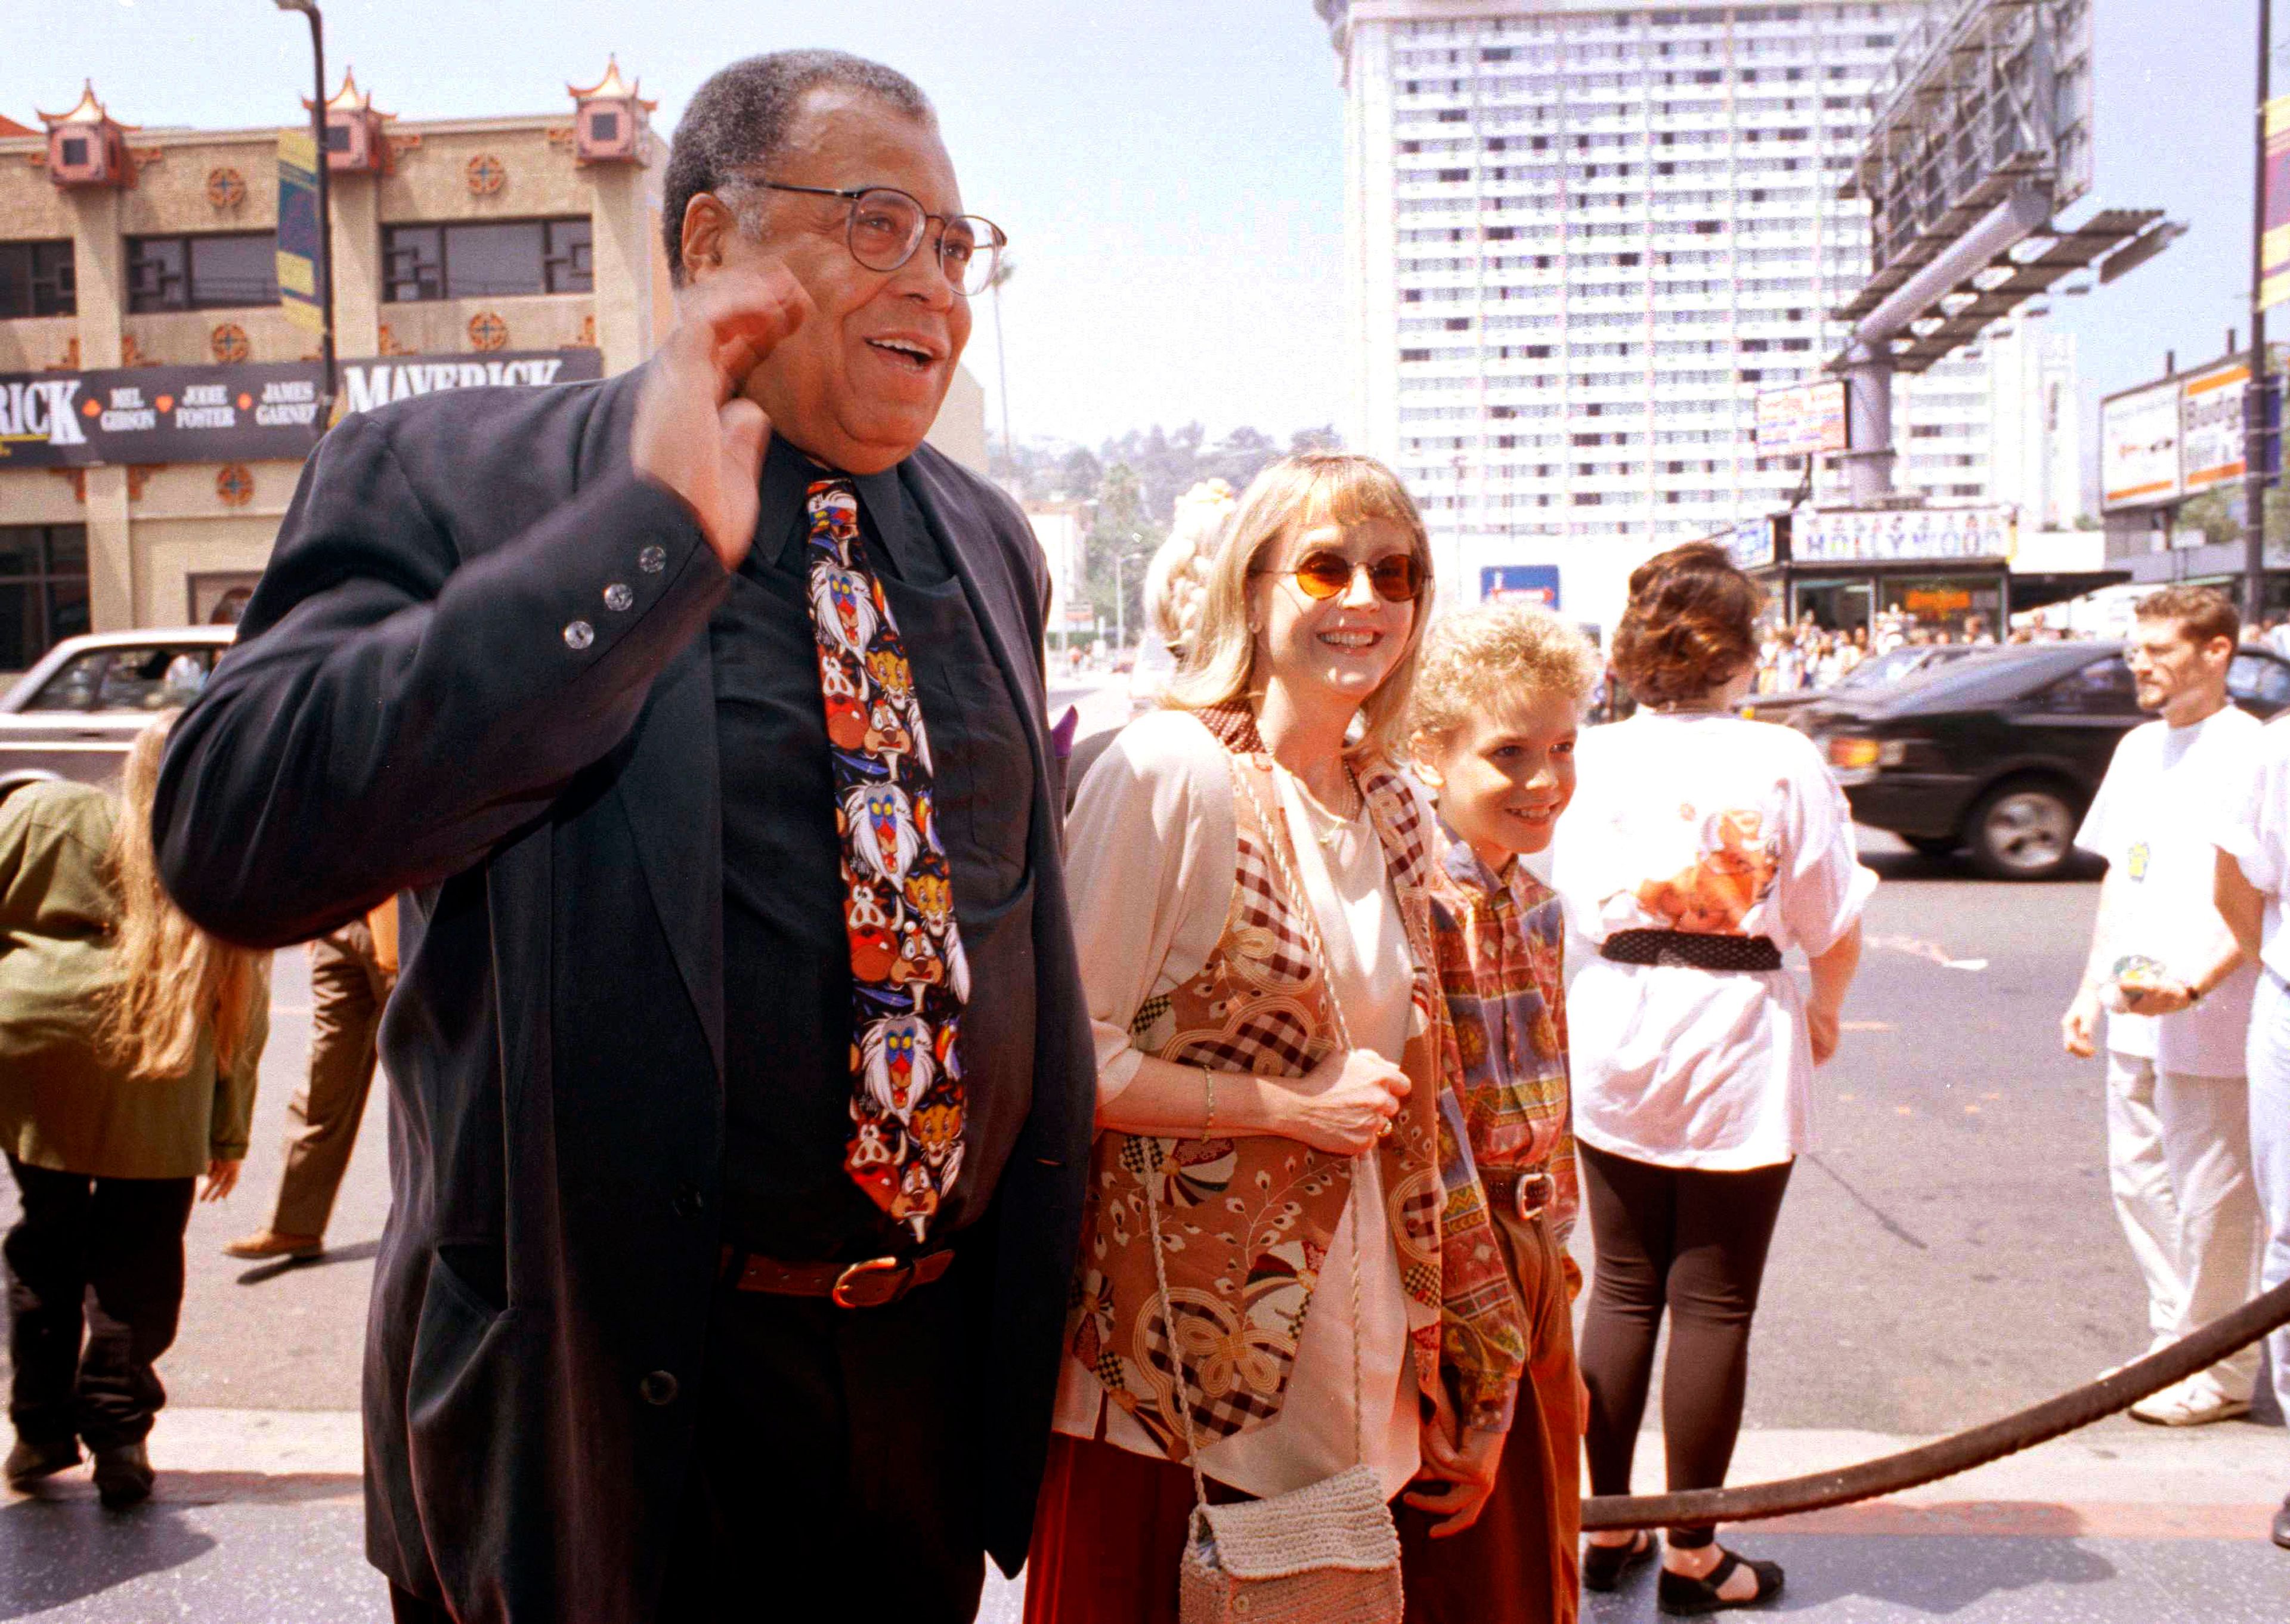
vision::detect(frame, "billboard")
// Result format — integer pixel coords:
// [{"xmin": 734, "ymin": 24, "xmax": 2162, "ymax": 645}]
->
[
  {"xmin": 2266, "ymin": 95, "xmax": 2290, "ymax": 313},
  {"xmin": 0, "ymin": 350, "xmax": 601, "ymax": 468},
  {"xmin": 2101, "ymin": 381, "xmax": 2185, "ymax": 511},
  {"xmin": 1792, "ymin": 507, "xmax": 2014, "ymax": 565},
  {"xmin": 276, "ymin": 129, "xmax": 325, "ymax": 336},
  {"xmin": 2181, "ymin": 362, "xmax": 2250, "ymax": 495},
  {"xmin": 1480, "ymin": 564, "xmax": 1559, "ymax": 609},
  {"xmin": 1723, "ymin": 517, "xmax": 1778, "ymax": 571},
  {"xmin": 1754, "ymin": 381, "xmax": 1849, "ymax": 459}
]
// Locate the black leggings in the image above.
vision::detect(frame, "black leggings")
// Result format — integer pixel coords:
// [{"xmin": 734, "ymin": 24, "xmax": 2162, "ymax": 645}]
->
[{"xmin": 1577, "ymin": 1142, "xmax": 1794, "ymax": 1548}]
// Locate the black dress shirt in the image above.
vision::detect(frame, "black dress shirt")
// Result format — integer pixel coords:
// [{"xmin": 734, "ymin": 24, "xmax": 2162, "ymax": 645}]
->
[{"xmin": 712, "ymin": 435, "xmax": 1037, "ymax": 1260}]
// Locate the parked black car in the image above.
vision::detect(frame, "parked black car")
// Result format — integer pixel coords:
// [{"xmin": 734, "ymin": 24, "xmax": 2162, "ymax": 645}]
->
[{"xmin": 1805, "ymin": 641, "xmax": 2290, "ymax": 880}]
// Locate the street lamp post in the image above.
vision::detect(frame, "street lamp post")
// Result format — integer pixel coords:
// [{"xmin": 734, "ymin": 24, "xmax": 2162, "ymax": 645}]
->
[
  {"xmin": 1114, "ymin": 546, "xmax": 1136, "ymax": 655},
  {"xmin": 273, "ymin": 0, "xmax": 337, "ymax": 423}
]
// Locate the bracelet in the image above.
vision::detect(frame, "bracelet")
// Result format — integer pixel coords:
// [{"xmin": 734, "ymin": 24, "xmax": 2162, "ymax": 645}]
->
[{"xmin": 1200, "ymin": 1065, "xmax": 1218, "ymax": 1137}]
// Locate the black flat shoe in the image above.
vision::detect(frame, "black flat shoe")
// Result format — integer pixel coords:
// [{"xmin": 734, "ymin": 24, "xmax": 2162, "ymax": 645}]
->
[
  {"xmin": 2273, "ymin": 1495, "xmax": 2290, "ymax": 1551},
  {"xmin": 1583, "ymin": 1530, "xmax": 1658, "ymax": 1591},
  {"xmin": 92, "ymin": 1440, "xmax": 153, "ymax": 1509},
  {"xmin": 1658, "ymin": 1549, "xmax": 1785, "ymax": 1615},
  {"xmin": 4, "ymin": 1436, "xmax": 81, "ymax": 1488}
]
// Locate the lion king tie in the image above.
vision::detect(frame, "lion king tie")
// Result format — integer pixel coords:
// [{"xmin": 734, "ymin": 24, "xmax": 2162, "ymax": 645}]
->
[{"xmin": 803, "ymin": 478, "xmax": 969, "ymax": 1244}]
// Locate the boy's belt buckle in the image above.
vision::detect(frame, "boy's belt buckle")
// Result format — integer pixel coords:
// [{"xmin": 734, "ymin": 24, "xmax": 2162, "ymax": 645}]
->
[{"xmin": 1513, "ymin": 1171, "xmax": 1554, "ymax": 1223}]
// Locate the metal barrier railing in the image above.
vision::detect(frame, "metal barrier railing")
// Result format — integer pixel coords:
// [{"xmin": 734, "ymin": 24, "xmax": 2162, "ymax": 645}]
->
[{"xmin": 1582, "ymin": 1276, "xmax": 2290, "ymax": 1531}]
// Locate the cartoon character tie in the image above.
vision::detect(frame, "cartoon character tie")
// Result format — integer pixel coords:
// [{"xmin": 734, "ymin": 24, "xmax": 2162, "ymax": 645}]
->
[{"xmin": 804, "ymin": 479, "xmax": 970, "ymax": 1245}]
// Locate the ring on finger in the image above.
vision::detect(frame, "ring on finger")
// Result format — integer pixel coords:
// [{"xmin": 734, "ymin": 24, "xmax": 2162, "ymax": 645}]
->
[{"xmin": 1375, "ymin": 1118, "xmax": 1394, "ymax": 1139}]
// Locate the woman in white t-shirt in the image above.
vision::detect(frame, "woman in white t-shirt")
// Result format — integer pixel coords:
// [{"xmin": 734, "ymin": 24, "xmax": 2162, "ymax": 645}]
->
[{"xmin": 1555, "ymin": 542, "xmax": 1875, "ymax": 1613}]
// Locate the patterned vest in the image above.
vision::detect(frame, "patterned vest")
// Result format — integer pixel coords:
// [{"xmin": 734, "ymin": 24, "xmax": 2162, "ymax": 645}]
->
[{"xmin": 1064, "ymin": 705, "xmax": 1456, "ymax": 1460}]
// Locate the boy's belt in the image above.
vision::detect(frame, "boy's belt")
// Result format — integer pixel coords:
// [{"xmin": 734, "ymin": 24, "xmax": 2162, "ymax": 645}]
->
[{"xmin": 1486, "ymin": 1168, "xmax": 1556, "ymax": 1224}]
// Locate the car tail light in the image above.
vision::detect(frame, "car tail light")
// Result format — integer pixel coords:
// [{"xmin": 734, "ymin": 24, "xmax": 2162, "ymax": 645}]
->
[{"xmin": 1827, "ymin": 736, "xmax": 1880, "ymax": 771}]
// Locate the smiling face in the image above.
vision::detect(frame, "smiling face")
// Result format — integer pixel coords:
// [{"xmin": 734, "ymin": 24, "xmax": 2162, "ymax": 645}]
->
[
  {"xmin": 1248, "ymin": 514, "xmax": 1421, "ymax": 717},
  {"xmin": 685, "ymin": 86, "xmax": 971, "ymax": 474},
  {"xmin": 1414, "ymin": 691, "xmax": 1579, "ymax": 867}
]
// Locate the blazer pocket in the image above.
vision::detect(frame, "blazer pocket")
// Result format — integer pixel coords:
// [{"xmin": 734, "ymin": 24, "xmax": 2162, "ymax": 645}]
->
[{"xmin": 407, "ymin": 1246, "xmax": 534, "ymax": 1619}]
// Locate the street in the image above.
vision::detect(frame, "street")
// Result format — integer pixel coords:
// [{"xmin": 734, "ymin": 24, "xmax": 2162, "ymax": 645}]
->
[{"xmin": 3, "ymin": 773, "xmax": 2287, "ymax": 1619}]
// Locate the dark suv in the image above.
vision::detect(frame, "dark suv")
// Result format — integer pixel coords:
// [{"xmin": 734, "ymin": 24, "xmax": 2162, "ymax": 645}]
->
[{"xmin": 1805, "ymin": 642, "xmax": 2290, "ymax": 880}]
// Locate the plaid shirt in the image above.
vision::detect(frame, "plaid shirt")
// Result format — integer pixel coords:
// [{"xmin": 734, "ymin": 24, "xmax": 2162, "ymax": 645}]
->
[{"xmin": 1428, "ymin": 828, "xmax": 1580, "ymax": 1270}]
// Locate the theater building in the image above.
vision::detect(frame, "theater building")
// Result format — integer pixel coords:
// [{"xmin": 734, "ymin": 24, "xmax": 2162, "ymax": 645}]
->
[{"xmin": 0, "ymin": 67, "xmax": 988, "ymax": 672}]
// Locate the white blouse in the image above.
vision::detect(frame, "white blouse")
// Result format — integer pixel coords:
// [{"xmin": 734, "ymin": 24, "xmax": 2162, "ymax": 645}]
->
[
  {"xmin": 1055, "ymin": 710, "xmax": 1422, "ymax": 1499},
  {"xmin": 1551, "ymin": 712, "xmax": 1877, "ymax": 1171}
]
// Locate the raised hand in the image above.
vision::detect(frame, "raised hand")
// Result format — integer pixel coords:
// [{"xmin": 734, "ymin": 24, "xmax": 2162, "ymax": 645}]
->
[{"xmin": 632, "ymin": 264, "xmax": 813, "ymax": 570}]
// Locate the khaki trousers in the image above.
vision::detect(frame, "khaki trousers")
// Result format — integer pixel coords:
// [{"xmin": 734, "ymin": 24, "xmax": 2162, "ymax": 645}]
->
[{"xmin": 267, "ymin": 920, "xmax": 393, "ymax": 1238}]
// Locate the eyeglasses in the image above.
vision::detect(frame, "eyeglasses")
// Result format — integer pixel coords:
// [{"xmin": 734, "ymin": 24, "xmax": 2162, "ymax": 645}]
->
[
  {"xmin": 739, "ymin": 180, "xmax": 1007, "ymax": 297},
  {"xmin": 1254, "ymin": 550, "xmax": 1426, "ymax": 604}
]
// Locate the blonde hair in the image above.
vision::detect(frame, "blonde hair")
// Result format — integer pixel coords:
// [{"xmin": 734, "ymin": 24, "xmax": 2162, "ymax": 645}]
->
[
  {"xmin": 1143, "ymin": 478, "xmax": 1238, "ymax": 652},
  {"xmin": 1412, "ymin": 602, "xmax": 1601, "ymax": 746},
  {"xmin": 1164, "ymin": 453, "xmax": 1434, "ymax": 763},
  {"xmin": 99, "ymin": 717, "xmax": 267, "ymax": 1085}
]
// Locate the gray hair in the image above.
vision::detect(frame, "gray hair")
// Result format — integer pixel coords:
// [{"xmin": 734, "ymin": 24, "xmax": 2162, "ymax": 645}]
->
[{"xmin": 661, "ymin": 51, "xmax": 936, "ymax": 286}]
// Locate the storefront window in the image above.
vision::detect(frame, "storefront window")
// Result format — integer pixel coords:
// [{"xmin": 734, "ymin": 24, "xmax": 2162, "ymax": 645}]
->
[
  {"xmin": 1879, "ymin": 573, "xmax": 2003, "ymax": 641},
  {"xmin": 0, "ymin": 525, "xmax": 92, "ymax": 673}
]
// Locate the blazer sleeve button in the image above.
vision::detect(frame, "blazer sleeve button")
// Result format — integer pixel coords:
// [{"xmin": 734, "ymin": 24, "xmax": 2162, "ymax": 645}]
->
[
  {"xmin": 564, "ymin": 620, "xmax": 595, "ymax": 651},
  {"xmin": 638, "ymin": 1370, "xmax": 679, "ymax": 1406},
  {"xmin": 638, "ymin": 545, "xmax": 667, "ymax": 574}
]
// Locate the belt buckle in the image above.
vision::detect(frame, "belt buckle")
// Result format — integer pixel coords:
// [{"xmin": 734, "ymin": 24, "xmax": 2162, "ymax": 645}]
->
[
  {"xmin": 1514, "ymin": 1172, "xmax": 1554, "ymax": 1224},
  {"xmin": 831, "ymin": 1256, "xmax": 912, "ymax": 1310}
]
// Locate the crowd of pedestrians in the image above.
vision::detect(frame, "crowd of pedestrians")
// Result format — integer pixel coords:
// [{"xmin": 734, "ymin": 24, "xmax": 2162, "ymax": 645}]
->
[{"xmin": 0, "ymin": 41, "xmax": 2286, "ymax": 1624}]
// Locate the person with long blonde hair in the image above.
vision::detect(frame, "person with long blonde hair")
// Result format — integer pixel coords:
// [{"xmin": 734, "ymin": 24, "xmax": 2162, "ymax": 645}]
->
[
  {"xmin": 1028, "ymin": 453, "xmax": 1537, "ymax": 1623},
  {"xmin": 0, "ymin": 717, "xmax": 269, "ymax": 1508}
]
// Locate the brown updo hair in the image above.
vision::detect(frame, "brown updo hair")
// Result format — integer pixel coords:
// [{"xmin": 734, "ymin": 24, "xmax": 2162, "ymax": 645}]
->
[{"xmin": 1611, "ymin": 542, "xmax": 1762, "ymax": 706}]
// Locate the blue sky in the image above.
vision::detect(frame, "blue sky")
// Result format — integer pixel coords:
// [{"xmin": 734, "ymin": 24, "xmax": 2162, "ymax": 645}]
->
[{"xmin": 0, "ymin": 0, "xmax": 2267, "ymax": 460}]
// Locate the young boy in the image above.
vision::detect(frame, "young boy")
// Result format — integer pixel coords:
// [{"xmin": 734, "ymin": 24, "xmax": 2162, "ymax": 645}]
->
[{"xmin": 1410, "ymin": 602, "xmax": 1598, "ymax": 1624}]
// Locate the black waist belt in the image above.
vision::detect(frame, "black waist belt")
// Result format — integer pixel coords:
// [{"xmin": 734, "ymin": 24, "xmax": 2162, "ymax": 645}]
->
[
  {"xmin": 1601, "ymin": 929, "xmax": 1782, "ymax": 973},
  {"xmin": 718, "ymin": 1246, "xmax": 955, "ymax": 1309}
]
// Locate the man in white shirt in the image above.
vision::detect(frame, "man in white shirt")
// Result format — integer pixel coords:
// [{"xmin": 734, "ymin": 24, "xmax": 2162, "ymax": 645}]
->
[
  {"xmin": 2062, "ymin": 586, "xmax": 2263, "ymax": 1426},
  {"xmin": 2214, "ymin": 710, "xmax": 2290, "ymax": 1549}
]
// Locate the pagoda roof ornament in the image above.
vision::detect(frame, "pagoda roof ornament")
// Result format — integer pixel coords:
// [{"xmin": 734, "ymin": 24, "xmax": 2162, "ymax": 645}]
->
[
  {"xmin": 38, "ymin": 81, "xmax": 135, "ymax": 131},
  {"xmin": 305, "ymin": 66, "xmax": 388, "ymax": 118},
  {"xmin": 568, "ymin": 56, "xmax": 657, "ymax": 111}
]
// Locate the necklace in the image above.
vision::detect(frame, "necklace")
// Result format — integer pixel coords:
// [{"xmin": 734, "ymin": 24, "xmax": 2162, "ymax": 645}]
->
[{"xmin": 1294, "ymin": 766, "xmax": 1364, "ymax": 848}]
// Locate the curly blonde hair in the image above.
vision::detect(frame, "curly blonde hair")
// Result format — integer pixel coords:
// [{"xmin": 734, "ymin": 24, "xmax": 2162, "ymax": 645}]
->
[
  {"xmin": 1143, "ymin": 478, "xmax": 1237, "ymax": 654},
  {"xmin": 99, "ymin": 717, "xmax": 268, "ymax": 1084},
  {"xmin": 1412, "ymin": 602, "xmax": 1599, "ymax": 745}
]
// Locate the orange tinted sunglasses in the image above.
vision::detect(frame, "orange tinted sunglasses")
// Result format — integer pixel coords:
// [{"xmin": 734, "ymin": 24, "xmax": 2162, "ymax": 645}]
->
[{"xmin": 1256, "ymin": 550, "xmax": 1425, "ymax": 604}]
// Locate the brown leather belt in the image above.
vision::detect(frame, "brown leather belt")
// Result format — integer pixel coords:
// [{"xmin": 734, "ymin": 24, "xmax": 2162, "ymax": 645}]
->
[
  {"xmin": 718, "ymin": 1246, "xmax": 956, "ymax": 1310},
  {"xmin": 1486, "ymin": 1168, "xmax": 1556, "ymax": 1224}
]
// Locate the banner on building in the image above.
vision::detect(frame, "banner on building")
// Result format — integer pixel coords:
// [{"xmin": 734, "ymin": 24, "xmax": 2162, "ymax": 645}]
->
[
  {"xmin": 2264, "ymin": 96, "xmax": 2290, "ymax": 312},
  {"xmin": 1753, "ymin": 380, "xmax": 1849, "ymax": 459},
  {"xmin": 2181, "ymin": 361, "xmax": 2250, "ymax": 494},
  {"xmin": 2100, "ymin": 379, "xmax": 2185, "ymax": 511},
  {"xmin": 336, "ymin": 349, "xmax": 602, "ymax": 415},
  {"xmin": 0, "ymin": 349, "xmax": 602, "ymax": 468},
  {"xmin": 1480, "ymin": 564, "xmax": 1560, "ymax": 609},
  {"xmin": 277, "ymin": 129, "xmax": 325, "ymax": 336},
  {"xmin": 1791, "ymin": 506, "xmax": 2014, "ymax": 564}
]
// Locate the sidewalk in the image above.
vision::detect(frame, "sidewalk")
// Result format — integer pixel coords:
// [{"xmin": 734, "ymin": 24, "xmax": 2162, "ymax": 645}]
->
[{"xmin": 4, "ymin": 1413, "xmax": 2283, "ymax": 1621}]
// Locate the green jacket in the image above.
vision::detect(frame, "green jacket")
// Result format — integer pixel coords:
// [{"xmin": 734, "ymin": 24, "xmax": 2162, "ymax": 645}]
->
[{"xmin": 0, "ymin": 781, "xmax": 267, "ymax": 1178}]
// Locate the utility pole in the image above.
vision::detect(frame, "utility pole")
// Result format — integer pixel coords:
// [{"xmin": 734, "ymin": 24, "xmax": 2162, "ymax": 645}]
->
[
  {"xmin": 2246, "ymin": 0, "xmax": 2274, "ymax": 621},
  {"xmin": 274, "ymin": 0, "xmax": 337, "ymax": 424}
]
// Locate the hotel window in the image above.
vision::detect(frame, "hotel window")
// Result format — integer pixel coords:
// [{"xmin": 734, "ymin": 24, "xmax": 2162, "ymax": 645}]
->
[
  {"xmin": 382, "ymin": 218, "xmax": 594, "ymax": 303},
  {"xmin": 0, "ymin": 525, "xmax": 91, "ymax": 673},
  {"xmin": 0, "ymin": 241, "xmax": 75, "ymax": 318},
  {"xmin": 126, "ymin": 233, "xmax": 279, "ymax": 313}
]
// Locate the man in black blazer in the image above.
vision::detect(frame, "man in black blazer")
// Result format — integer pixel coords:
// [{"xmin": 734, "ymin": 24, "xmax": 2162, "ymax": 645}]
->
[{"xmin": 153, "ymin": 51, "xmax": 1093, "ymax": 1623}]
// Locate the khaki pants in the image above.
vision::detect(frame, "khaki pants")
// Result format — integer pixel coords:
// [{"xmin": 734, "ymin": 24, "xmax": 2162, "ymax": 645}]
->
[
  {"xmin": 267, "ymin": 920, "xmax": 393, "ymax": 1239},
  {"xmin": 2106, "ymin": 1050, "xmax": 2263, "ymax": 1397}
]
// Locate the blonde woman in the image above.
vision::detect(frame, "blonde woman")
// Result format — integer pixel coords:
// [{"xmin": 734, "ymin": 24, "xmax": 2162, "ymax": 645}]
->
[
  {"xmin": 0, "ymin": 718, "xmax": 270, "ymax": 1508},
  {"xmin": 1028, "ymin": 454, "xmax": 1533, "ymax": 1624}
]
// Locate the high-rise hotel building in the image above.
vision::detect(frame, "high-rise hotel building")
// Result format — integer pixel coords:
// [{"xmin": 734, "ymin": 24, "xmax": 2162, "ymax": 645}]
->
[{"xmin": 1310, "ymin": 0, "xmax": 2067, "ymax": 627}]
